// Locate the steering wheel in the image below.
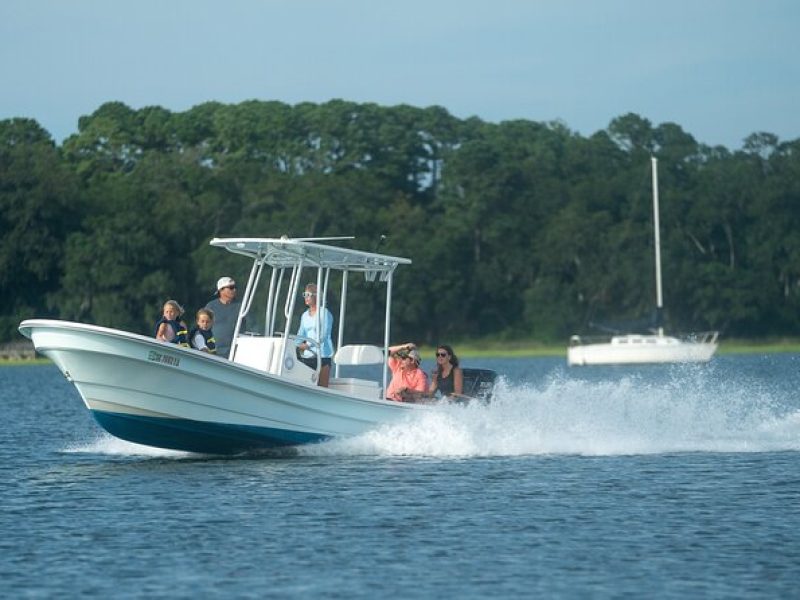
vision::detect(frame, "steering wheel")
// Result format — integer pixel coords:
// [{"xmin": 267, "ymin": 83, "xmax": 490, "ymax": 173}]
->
[{"xmin": 287, "ymin": 334, "xmax": 318, "ymax": 363}]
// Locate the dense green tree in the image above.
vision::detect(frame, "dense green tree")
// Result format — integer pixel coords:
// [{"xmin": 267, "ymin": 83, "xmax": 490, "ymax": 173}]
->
[
  {"xmin": 0, "ymin": 119, "xmax": 80, "ymax": 338},
  {"xmin": 2, "ymin": 101, "xmax": 799, "ymax": 345}
]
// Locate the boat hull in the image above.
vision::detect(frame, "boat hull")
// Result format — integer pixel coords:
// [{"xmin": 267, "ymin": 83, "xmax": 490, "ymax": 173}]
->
[
  {"xmin": 567, "ymin": 334, "xmax": 718, "ymax": 366},
  {"xmin": 19, "ymin": 319, "xmax": 417, "ymax": 454},
  {"xmin": 90, "ymin": 410, "xmax": 326, "ymax": 454}
]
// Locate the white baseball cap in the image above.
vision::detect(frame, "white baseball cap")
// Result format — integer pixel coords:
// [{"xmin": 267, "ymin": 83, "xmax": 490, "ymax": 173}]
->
[{"xmin": 216, "ymin": 276, "xmax": 236, "ymax": 292}]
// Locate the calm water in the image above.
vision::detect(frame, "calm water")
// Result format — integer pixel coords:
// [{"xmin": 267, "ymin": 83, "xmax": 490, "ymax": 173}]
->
[{"xmin": 2, "ymin": 355, "xmax": 800, "ymax": 598}]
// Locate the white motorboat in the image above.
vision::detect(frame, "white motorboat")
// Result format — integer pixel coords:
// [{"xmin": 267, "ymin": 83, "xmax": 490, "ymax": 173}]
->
[
  {"xmin": 567, "ymin": 158, "xmax": 719, "ymax": 366},
  {"xmin": 19, "ymin": 237, "xmax": 496, "ymax": 454}
]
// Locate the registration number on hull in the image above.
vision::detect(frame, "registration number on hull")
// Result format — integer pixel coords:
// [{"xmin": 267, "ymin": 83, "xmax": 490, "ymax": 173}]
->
[{"xmin": 147, "ymin": 350, "xmax": 181, "ymax": 367}]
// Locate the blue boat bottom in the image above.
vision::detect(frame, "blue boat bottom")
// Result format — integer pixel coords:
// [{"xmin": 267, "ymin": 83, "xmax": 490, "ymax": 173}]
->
[{"xmin": 91, "ymin": 410, "xmax": 330, "ymax": 455}]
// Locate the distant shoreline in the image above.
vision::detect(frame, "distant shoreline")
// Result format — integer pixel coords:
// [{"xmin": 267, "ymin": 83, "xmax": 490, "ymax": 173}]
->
[
  {"xmin": 445, "ymin": 339, "xmax": 800, "ymax": 359},
  {"xmin": 3, "ymin": 339, "xmax": 798, "ymax": 366}
]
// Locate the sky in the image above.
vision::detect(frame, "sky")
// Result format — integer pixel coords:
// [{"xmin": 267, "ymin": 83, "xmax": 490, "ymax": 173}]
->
[{"xmin": 1, "ymin": 0, "xmax": 798, "ymax": 149}]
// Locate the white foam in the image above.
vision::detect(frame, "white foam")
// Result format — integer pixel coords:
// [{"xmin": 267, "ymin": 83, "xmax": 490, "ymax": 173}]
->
[
  {"xmin": 60, "ymin": 368, "xmax": 800, "ymax": 459},
  {"xmin": 65, "ymin": 432, "xmax": 190, "ymax": 458},
  {"xmin": 300, "ymin": 373, "xmax": 800, "ymax": 458}
]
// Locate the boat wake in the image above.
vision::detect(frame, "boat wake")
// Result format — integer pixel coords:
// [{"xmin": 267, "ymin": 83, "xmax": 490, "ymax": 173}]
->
[
  {"xmin": 60, "ymin": 369, "xmax": 800, "ymax": 460},
  {"xmin": 301, "ymin": 373, "xmax": 800, "ymax": 458},
  {"xmin": 65, "ymin": 435, "xmax": 191, "ymax": 458}
]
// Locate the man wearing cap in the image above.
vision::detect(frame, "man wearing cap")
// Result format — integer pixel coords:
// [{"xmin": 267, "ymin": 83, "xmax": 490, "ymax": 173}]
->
[
  {"xmin": 205, "ymin": 276, "xmax": 242, "ymax": 359},
  {"xmin": 386, "ymin": 342, "xmax": 429, "ymax": 402}
]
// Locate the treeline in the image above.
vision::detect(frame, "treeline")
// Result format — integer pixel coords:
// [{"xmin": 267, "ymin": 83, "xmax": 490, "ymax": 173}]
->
[{"xmin": 2, "ymin": 100, "xmax": 799, "ymax": 344}]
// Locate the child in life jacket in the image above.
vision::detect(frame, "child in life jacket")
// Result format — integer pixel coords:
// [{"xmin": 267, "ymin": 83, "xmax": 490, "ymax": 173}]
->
[
  {"xmin": 189, "ymin": 308, "xmax": 216, "ymax": 354},
  {"xmin": 155, "ymin": 300, "xmax": 189, "ymax": 346}
]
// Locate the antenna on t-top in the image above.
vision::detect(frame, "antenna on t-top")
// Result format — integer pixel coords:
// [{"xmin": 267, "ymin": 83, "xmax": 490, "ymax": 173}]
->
[{"xmin": 372, "ymin": 234, "xmax": 387, "ymax": 252}]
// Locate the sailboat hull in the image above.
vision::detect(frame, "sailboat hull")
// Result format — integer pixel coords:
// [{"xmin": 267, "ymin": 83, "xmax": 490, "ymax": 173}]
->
[{"xmin": 567, "ymin": 333, "xmax": 718, "ymax": 366}]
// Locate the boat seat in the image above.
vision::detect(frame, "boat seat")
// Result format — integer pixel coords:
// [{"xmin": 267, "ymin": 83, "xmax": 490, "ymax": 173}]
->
[
  {"xmin": 231, "ymin": 335, "xmax": 315, "ymax": 383},
  {"xmin": 328, "ymin": 377, "xmax": 382, "ymax": 399},
  {"xmin": 232, "ymin": 335, "xmax": 284, "ymax": 372},
  {"xmin": 334, "ymin": 344, "xmax": 384, "ymax": 365}
]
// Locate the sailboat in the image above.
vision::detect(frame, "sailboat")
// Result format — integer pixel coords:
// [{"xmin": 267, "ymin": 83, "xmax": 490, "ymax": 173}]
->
[{"xmin": 567, "ymin": 157, "xmax": 719, "ymax": 366}]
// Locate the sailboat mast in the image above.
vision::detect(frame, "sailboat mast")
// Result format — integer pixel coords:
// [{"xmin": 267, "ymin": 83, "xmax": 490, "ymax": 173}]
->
[{"xmin": 651, "ymin": 156, "xmax": 664, "ymax": 337}]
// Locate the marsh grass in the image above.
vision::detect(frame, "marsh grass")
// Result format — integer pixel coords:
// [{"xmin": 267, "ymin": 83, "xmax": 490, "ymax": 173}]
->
[{"xmin": 419, "ymin": 337, "xmax": 800, "ymax": 359}]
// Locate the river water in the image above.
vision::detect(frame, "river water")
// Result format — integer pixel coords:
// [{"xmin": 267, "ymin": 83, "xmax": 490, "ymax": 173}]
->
[{"xmin": 2, "ymin": 355, "xmax": 799, "ymax": 598}]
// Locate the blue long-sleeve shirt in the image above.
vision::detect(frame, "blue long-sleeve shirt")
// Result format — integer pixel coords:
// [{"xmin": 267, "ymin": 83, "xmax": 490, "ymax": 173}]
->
[{"xmin": 296, "ymin": 308, "xmax": 334, "ymax": 358}]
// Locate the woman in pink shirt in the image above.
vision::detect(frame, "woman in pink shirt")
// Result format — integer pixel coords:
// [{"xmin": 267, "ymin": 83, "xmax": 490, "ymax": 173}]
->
[{"xmin": 386, "ymin": 343, "xmax": 429, "ymax": 402}]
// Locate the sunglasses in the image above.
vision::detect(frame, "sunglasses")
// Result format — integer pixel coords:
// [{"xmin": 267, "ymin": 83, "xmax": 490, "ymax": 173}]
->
[
  {"xmin": 302, "ymin": 291, "xmax": 316, "ymax": 298},
  {"xmin": 223, "ymin": 285, "xmax": 236, "ymax": 290},
  {"xmin": 436, "ymin": 352, "xmax": 448, "ymax": 357}
]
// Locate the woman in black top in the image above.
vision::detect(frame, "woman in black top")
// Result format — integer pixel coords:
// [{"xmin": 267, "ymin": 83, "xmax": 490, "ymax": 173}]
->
[{"xmin": 429, "ymin": 344, "xmax": 464, "ymax": 398}]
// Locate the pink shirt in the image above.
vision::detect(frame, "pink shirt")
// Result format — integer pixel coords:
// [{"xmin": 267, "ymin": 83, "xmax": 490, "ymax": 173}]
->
[{"xmin": 386, "ymin": 357, "xmax": 429, "ymax": 401}]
